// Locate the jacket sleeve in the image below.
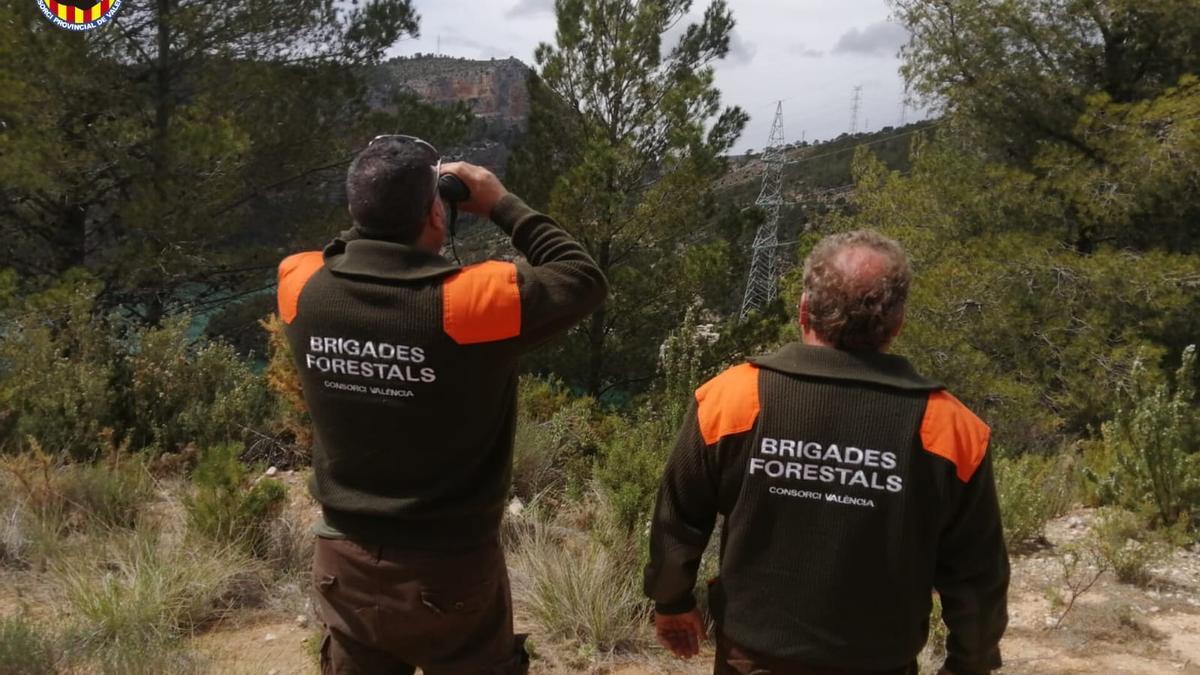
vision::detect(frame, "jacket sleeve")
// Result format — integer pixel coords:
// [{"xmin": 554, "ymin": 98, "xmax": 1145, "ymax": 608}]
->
[
  {"xmin": 936, "ymin": 450, "xmax": 1010, "ymax": 675},
  {"xmin": 643, "ymin": 400, "xmax": 720, "ymax": 614},
  {"xmin": 490, "ymin": 194, "xmax": 608, "ymax": 349}
]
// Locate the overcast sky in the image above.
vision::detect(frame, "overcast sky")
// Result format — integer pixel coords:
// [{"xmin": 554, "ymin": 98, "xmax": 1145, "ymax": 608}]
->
[{"xmin": 388, "ymin": 0, "xmax": 926, "ymax": 153}]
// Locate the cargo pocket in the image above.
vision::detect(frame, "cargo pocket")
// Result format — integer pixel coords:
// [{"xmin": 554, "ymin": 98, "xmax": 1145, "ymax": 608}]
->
[
  {"xmin": 418, "ymin": 573, "xmax": 501, "ymax": 617},
  {"xmin": 310, "ymin": 540, "xmax": 338, "ymax": 615},
  {"xmin": 311, "ymin": 539, "xmax": 379, "ymax": 644},
  {"xmin": 311, "ymin": 545, "xmax": 341, "ymax": 611}
]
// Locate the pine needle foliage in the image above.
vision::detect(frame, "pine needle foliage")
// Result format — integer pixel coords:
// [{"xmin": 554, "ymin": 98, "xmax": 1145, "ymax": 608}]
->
[{"xmin": 184, "ymin": 445, "xmax": 286, "ymax": 558}]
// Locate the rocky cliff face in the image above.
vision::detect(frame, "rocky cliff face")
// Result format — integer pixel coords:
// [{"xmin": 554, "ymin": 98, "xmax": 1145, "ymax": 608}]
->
[
  {"xmin": 377, "ymin": 56, "xmax": 532, "ymax": 122},
  {"xmin": 369, "ymin": 56, "xmax": 534, "ymax": 173}
]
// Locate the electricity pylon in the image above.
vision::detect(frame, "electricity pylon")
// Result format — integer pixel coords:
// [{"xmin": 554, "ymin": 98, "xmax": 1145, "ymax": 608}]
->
[{"xmin": 739, "ymin": 101, "xmax": 787, "ymax": 321}]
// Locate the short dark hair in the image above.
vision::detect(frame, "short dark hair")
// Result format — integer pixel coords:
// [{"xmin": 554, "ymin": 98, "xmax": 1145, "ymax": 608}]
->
[
  {"xmin": 802, "ymin": 229, "xmax": 911, "ymax": 351},
  {"xmin": 346, "ymin": 136, "xmax": 440, "ymax": 243}
]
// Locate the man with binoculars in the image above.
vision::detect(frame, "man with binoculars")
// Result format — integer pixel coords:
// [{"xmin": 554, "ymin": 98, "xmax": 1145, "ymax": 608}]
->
[{"xmin": 277, "ymin": 135, "xmax": 607, "ymax": 674}]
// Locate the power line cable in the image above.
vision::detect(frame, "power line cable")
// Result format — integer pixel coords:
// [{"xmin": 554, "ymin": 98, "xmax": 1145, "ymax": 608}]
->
[{"xmin": 782, "ymin": 122, "xmax": 941, "ymax": 167}]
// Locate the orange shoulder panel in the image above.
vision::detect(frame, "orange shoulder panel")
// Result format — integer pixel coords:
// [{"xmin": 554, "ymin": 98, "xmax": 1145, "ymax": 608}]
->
[
  {"xmin": 695, "ymin": 363, "xmax": 761, "ymax": 446},
  {"xmin": 442, "ymin": 260, "xmax": 521, "ymax": 345},
  {"xmin": 920, "ymin": 390, "xmax": 991, "ymax": 483},
  {"xmin": 277, "ymin": 251, "xmax": 325, "ymax": 324}
]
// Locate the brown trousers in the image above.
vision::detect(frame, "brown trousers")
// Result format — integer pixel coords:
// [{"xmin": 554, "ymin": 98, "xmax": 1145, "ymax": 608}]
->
[
  {"xmin": 313, "ymin": 537, "xmax": 528, "ymax": 675},
  {"xmin": 715, "ymin": 634, "xmax": 919, "ymax": 675}
]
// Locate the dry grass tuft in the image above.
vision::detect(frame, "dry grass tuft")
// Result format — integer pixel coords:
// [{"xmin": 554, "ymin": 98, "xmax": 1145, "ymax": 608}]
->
[
  {"xmin": 0, "ymin": 447, "xmax": 157, "ymax": 570},
  {"xmin": 509, "ymin": 492, "xmax": 648, "ymax": 659},
  {"xmin": 56, "ymin": 528, "xmax": 264, "ymax": 668}
]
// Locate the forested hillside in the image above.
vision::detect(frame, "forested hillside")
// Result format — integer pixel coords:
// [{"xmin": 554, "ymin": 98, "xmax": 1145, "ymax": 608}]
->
[
  {"xmin": 721, "ymin": 119, "xmax": 935, "ymax": 195},
  {"xmin": 1, "ymin": 0, "xmax": 1198, "ymax": 672}
]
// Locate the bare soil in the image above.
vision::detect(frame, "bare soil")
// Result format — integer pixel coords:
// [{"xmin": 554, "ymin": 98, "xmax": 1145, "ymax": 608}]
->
[
  {"xmin": 191, "ymin": 612, "xmax": 321, "ymax": 675},
  {"xmin": 995, "ymin": 510, "xmax": 1200, "ymax": 674},
  {"xmin": 191, "ymin": 501, "xmax": 1200, "ymax": 674}
]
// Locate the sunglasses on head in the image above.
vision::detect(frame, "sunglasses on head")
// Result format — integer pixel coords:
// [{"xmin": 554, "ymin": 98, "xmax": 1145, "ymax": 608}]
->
[{"xmin": 369, "ymin": 134, "xmax": 441, "ymax": 194}]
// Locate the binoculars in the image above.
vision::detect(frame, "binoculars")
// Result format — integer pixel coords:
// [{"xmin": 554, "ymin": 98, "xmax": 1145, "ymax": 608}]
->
[
  {"xmin": 438, "ymin": 174, "xmax": 470, "ymax": 205},
  {"xmin": 438, "ymin": 173, "xmax": 471, "ymax": 237}
]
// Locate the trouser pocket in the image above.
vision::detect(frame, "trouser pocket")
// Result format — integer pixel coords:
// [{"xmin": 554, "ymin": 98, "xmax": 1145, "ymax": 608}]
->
[{"xmin": 312, "ymin": 538, "xmax": 381, "ymax": 645}]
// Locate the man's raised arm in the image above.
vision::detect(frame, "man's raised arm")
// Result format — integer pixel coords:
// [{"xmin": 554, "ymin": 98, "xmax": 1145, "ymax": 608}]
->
[{"xmin": 442, "ymin": 161, "xmax": 608, "ymax": 348}]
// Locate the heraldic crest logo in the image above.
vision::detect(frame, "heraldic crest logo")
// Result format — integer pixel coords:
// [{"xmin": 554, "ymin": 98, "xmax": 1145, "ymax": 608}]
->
[{"xmin": 38, "ymin": 0, "xmax": 123, "ymax": 31}]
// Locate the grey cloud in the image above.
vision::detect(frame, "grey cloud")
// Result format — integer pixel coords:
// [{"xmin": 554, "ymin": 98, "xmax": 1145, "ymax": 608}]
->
[
  {"xmin": 726, "ymin": 29, "xmax": 757, "ymax": 67},
  {"xmin": 790, "ymin": 43, "xmax": 824, "ymax": 58},
  {"xmin": 506, "ymin": 0, "xmax": 554, "ymax": 18},
  {"xmin": 831, "ymin": 20, "xmax": 909, "ymax": 57}
]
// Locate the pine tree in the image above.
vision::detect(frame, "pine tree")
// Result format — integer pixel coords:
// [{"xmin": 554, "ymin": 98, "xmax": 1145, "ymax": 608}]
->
[
  {"xmin": 513, "ymin": 0, "xmax": 747, "ymax": 396},
  {"xmin": 0, "ymin": 0, "xmax": 468, "ymax": 320}
]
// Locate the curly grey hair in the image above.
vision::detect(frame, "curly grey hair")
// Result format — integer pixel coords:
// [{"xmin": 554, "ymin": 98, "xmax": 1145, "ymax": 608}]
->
[{"xmin": 801, "ymin": 229, "xmax": 911, "ymax": 351}]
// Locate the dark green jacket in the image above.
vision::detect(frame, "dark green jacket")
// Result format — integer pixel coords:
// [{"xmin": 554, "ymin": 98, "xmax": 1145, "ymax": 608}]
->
[
  {"xmin": 277, "ymin": 195, "xmax": 607, "ymax": 548},
  {"xmin": 645, "ymin": 343, "xmax": 1009, "ymax": 675}
]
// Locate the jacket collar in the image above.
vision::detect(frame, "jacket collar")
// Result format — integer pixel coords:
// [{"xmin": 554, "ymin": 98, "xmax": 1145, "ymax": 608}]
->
[
  {"xmin": 751, "ymin": 342, "xmax": 942, "ymax": 391},
  {"xmin": 322, "ymin": 227, "xmax": 460, "ymax": 282}
]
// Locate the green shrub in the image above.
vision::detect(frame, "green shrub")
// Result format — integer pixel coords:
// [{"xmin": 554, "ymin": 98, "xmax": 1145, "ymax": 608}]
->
[
  {"xmin": 513, "ymin": 386, "xmax": 602, "ymax": 501},
  {"xmin": 1087, "ymin": 508, "xmax": 1169, "ymax": 587},
  {"xmin": 592, "ymin": 310, "xmax": 708, "ymax": 536},
  {"xmin": 128, "ymin": 317, "xmax": 271, "ymax": 455},
  {"xmin": 1092, "ymin": 345, "xmax": 1200, "ymax": 526},
  {"xmin": 517, "ymin": 375, "xmax": 577, "ymax": 424},
  {"xmin": 1078, "ymin": 439, "xmax": 1118, "ymax": 507},
  {"xmin": 0, "ymin": 275, "xmax": 274, "ymax": 461},
  {"xmin": 0, "ymin": 613, "xmax": 58, "ymax": 675},
  {"xmin": 994, "ymin": 452, "xmax": 1075, "ymax": 550},
  {"xmin": 593, "ymin": 409, "xmax": 674, "ymax": 536},
  {"xmin": 185, "ymin": 444, "xmax": 286, "ymax": 557},
  {"xmin": 0, "ymin": 276, "xmax": 115, "ymax": 460}
]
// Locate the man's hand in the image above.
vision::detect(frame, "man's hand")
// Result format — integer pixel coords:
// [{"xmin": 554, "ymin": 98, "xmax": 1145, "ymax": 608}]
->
[
  {"xmin": 440, "ymin": 161, "xmax": 508, "ymax": 217},
  {"xmin": 654, "ymin": 609, "xmax": 706, "ymax": 659}
]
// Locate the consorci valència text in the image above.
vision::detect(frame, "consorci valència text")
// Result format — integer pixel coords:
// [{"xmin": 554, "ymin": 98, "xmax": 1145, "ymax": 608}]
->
[{"xmin": 750, "ymin": 437, "xmax": 903, "ymax": 493}]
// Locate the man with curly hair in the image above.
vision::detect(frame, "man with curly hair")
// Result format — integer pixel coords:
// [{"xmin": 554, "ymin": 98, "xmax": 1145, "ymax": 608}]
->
[{"xmin": 645, "ymin": 230, "xmax": 1009, "ymax": 675}]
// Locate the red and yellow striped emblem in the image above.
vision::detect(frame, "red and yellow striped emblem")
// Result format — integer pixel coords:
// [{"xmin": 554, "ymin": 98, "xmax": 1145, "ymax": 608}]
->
[{"xmin": 43, "ymin": 0, "xmax": 114, "ymax": 25}]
